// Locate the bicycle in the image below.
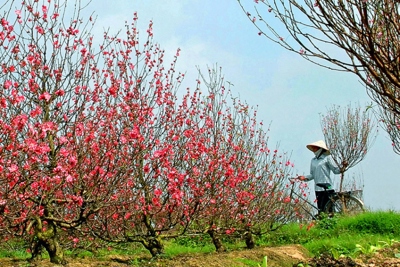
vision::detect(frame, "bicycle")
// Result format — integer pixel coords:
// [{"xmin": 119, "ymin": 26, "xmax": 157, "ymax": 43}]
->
[{"xmin": 289, "ymin": 178, "xmax": 365, "ymax": 220}]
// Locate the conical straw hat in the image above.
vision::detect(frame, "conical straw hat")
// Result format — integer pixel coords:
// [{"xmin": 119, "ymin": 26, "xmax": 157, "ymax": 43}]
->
[{"xmin": 306, "ymin": 140, "xmax": 330, "ymax": 155}]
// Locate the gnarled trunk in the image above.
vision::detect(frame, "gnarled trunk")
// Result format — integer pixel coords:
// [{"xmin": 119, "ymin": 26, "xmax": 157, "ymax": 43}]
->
[
  {"xmin": 141, "ymin": 236, "xmax": 164, "ymax": 257},
  {"xmin": 244, "ymin": 230, "xmax": 255, "ymax": 249},
  {"xmin": 29, "ymin": 217, "xmax": 66, "ymax": 265},
  {"xmin": 141, "ymin": 214, "xmax": 164, "ymax": 257},
  {"xmin": 207, "ymin": 228, "xmax": 226, "ymax": 252}
]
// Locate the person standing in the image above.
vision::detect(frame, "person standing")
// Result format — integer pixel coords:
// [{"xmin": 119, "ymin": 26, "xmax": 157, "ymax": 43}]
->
[{"xmin": 297, "ymin": 140, "xmax": 346, "ymax": 213}]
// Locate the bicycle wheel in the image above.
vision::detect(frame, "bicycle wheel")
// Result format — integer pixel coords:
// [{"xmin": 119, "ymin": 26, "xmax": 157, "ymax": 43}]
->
[{"xmin": 323, "ymin": 194, "xmax": 364, "ymax": 215}]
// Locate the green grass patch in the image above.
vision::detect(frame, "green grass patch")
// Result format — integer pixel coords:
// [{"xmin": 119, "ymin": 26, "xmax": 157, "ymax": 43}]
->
[
  {"xmin": 265, "ymin": 211, "xmax": 400, "ymax": 258},
  {"xmin": 0, "ymin": 211, "xmax": 399, "ymax": 262},
  {"xmin": 234, "ymin": 257, "xmax": 262, "ymax": 267},
  {"xmin": 341, "ymin": 210, "xmax": 400, "ymax": 236},
  {"xmin": 164, "ymin": 239, "xmax": 215, "ymax": 257}
]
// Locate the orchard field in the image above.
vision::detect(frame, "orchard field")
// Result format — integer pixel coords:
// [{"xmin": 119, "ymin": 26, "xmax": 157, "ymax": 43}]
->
[
  {"xmin": 0, "ymin": 1, "xmax": 399, "ymax": 267},
  {"xmin": 0, "ymin": 0, "xmax": 310, "ymax": 264},
  {"xmin": 1, "ymin": 212, "xmax": 400, "ymax": 266}
]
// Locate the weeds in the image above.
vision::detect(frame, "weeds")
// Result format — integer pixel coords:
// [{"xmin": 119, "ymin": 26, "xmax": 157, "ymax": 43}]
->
[
  {"xmin": 265, "ymin": 211, "xmax": 400, "ymax": 258},
  {"xmin": 0, "ymin": 211, "xmax": 399, "ymax": 265}
]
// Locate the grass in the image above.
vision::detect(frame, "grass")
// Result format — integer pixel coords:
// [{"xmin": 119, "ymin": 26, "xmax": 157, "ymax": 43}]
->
[
  {"xmin": 263, "ymin": 210, "xmax": 400, "ymax": 258},
  {"xmin": 0, "ymin": 211, "xmax": 399, "ymax": 263},
  {"xmin": 234, "ymin": 258, "xmax": 261, "ymax": 267},
  {"xmin": 163, "ymin": 239, "xmax": 215, "ymax": 257}
]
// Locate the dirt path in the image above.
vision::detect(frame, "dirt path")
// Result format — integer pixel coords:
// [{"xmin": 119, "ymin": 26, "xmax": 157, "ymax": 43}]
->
[
  {"xmin": 1, "ymin": 243, "xmax": 399, "ymax": 267},
  {"xmin": 0, "ymin": 245, "xmax": 308, "ymax": 267}
]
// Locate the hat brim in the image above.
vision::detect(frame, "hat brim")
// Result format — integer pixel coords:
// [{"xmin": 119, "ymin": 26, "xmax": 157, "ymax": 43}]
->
[{"xmin": 306, "ymin": 141, "xmax": 331, "ymax": 155}]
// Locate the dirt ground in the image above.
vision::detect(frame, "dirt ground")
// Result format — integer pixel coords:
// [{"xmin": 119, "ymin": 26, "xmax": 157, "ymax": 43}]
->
[{"xmin": 1, "ymin": 243, "xmax": 399, "ymax": 267}]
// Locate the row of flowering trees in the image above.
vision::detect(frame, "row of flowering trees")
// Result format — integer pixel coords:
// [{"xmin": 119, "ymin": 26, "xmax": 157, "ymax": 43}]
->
[{"xmin": 0, "ymin": 0, "xmax": 304, "ymax": 263}]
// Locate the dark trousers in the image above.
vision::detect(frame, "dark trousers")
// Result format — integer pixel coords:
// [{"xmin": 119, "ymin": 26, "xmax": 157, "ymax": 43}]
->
[{"xmin": 316, "ymin": 190, "xmax": 335, "ymax": 212}]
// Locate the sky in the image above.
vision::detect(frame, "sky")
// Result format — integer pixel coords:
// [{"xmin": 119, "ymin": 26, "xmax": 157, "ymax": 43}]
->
[{"xmin": 81, "ymin": 0, "xmax": 399, "ymax": 211}]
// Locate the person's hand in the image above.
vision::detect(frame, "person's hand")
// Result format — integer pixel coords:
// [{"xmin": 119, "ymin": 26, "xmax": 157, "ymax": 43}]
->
[
  {"xmin": 297, "ymin": 175, "xmax": 306, "ymax": 181},
  {"xmin": 290, "ymin": 176, "xmax": 305, "ymax": 183}
]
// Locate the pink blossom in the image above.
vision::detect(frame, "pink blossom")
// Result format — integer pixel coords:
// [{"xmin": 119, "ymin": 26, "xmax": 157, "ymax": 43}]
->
[
  {"xmin": 129, "ymin": 126, "xmax": 140, "ymax": 139},
  {"xmin": 41, "ymin": 121, "xmax": 56, "ymax": 132},
  {"xmin": 0, "ymin": 98, "xmax": 7, "ymax": 108},
  {"xmin": 108, "ymin": 86, "xmax": 117, "ymax": 96},
  {"xmin": 36, "ymin": 26, "xmax": 44, "ymax": 35},
  {"xmin": 154, "ymin": 188, "xmax": 162, "ymax": 197},
  {"xmin": 55, "ymin": 89, "xmax": 64, "ymax": 96},
  {"xmin": 4, "ymin": 80, "xmax": 12, "ymax": 89},
  {"xmin": 42, "ymin": 5, "xmax": 48, "ymax": 14},
  {"xmin": 153, "ymin": 148, "xmax": 167, "ymax": 158},
  {"xmin": 39, "ymin": 92, "xmax": 51, "ymax": 102},
  {"xmin": 12, "ymin": 114, "xmax": 28, "ymax": 131},
  {"xmin": 183, "ymin": 129, "xmax": 193, "ymax": 138},
  {"xmin": 143, "ymin": 164, "xmax": 150, "ymax": 173},
  {"xmin": 8, "ymin": 164, "xmax": 18, "ymax": 173},
  {"xmin": 69, "ymin": 156, "xmax": 77, "ymax": 167},
  {"xmin": 25, "ymin": 138, "xmax": 38, "ymax": 151},
  {"xmin": 59, "ymin": 137, "xmax": 68, "ymax": 145},
  {"xmin": 14, "ymin": 94, "xmax": 25, "ymax": 104},
  {"xmin": 66, "ymin": 175, "xmax": 74, "ymax": 183},
  {"xmin": 30, "ymin": 106, "xmax": 42, "ymax": 117},
  {"xmin": 120, "ymin": 136, "xmax": 127, "ymax": 144}
]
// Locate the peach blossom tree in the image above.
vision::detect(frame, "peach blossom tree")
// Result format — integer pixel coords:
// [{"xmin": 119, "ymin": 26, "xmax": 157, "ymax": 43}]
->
[
  {"xmin": 320, "ymin": 104, "xmax": 377, "ymax": 192},
  {"xmin": 0, "ymin": 0, "xmax": 186, "ymax": 262},
  {"xmin": 237, "ymin": 0, "xmax": 400, "ymax": 154},
  {"xmin": 177, "ymin": 67, "xmax": 299, "ymax": 252},
  {"xmin": 0, "ymin": 0, "xmax": 306, "ymax": 261}
]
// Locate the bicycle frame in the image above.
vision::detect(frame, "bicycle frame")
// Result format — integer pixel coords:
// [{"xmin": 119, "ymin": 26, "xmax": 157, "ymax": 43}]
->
[
  {"xmin": 289, "ymin": 182, "xmax": 320, "ymax": 221},
  {"xmin": 289, "ymin": 179, "xmax": 365, "ymax": 220}
]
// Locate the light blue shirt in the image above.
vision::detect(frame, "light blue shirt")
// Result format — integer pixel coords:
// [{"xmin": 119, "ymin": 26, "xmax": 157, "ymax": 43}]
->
[{"xmin": 305, "ymin": 153, "xmax": 341, "ymax": 192}]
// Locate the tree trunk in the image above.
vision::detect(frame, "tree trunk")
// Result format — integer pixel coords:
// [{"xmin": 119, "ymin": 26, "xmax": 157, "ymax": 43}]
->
[
  {"xmin": 339, "ymin": 172, "xmax": 344, "ymax": 192},
  {"xmin": 30, "ymin": 218, "xmax": 66, "ymax": 265},
  {"xmin": 207, "ymin": 228, "xmax": 226, "ymax": 252},
  {"xmin": 141, "ymin": 236, "xmax": 164, "ymax": 257},
  {"xmin": 141, "ymin": 213, "xmax": 164, "ymax": 257},
  {"xmin": 244, "ymin": 230, "xmax": 255, "ymax": 249}
]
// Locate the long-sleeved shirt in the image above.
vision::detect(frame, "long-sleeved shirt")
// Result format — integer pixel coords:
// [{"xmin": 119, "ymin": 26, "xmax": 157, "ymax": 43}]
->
[{"xmin": 305, "ymin": 153, "xmax": 341, "ymax": 192}]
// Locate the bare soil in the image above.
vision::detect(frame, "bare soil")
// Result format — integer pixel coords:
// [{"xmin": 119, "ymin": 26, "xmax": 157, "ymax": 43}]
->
[{"xmin": 0, "ymin": 243, "xmax": 399, "ymax": 267}]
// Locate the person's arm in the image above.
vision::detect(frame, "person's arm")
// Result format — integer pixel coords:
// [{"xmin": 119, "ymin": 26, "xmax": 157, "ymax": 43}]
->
[{"xmin": 327, "ymin": 155, "xmax": 341, "ymax": 174}]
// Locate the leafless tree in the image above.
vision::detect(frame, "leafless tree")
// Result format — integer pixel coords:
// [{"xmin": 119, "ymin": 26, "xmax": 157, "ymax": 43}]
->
[
  {"xmin": 320, "ymin": 104, "xmax": 377, "ymax": 191},
  {"xmin": 237, "ymin": 0, "xmax": 400, "ymax": 153}
]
